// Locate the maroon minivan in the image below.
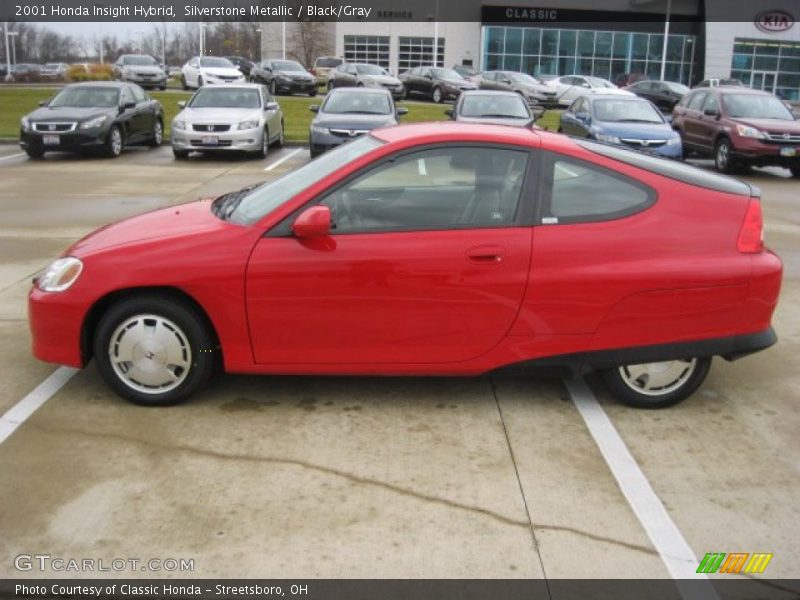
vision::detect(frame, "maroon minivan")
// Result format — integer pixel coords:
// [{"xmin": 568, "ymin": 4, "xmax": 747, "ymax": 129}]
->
[{"xmin": 673, "ymin": 87, "xmax": 800, "ymax": 176}]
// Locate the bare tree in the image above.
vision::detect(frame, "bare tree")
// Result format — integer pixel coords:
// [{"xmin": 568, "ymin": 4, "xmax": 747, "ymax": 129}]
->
[{"xmin": 290, "ymin": 21, "xmax": 328, "ymax": 68}]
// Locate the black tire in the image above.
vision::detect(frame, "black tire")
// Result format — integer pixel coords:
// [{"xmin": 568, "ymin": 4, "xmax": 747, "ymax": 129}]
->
[
  {"xmin": 310, "ymin": 147, "xmax": 321, "ymax": 158},
  {"xmin": 255, "ymin": 127, "xmax": 269, "ymax": 159},
  {"xmin": 181, "ymin": 75, "xmax": 188, "ymax": 91},
  {"xmin": 93, "ymin": 294, "xmax": 218, "ymax": 406},
  {"xmin": 272, "ymin": 122, "xmax": 285, "ymax": 148},
  {"xmin": 791, "ymin": 167, "xmax": 800, "ymax": 178},
  {"xmin": 197, "ymin": 75, "xmax": 204, "ymax": 88},
  {"xmin": 309, "ymin": 90, "xmax": 317, "ymax": 97},
  {"xmin": 601, "ymin": 357, "xmax": 712, "ymax": 409},
  {"xmin": 714, "ymin": 137, "xmax": 736, "ymax": 174},
  {"xmin": 25, "ymin": 147, "xmax": 45, "ymax": 159},
  {"xmin": 104, "ymin": 125, "xmax": 123, "ymax": 158},
  {"xmin": 149, "ymin": 119, "xmax": 163, "ymax": 148},
  {"xmin": 173, "ymin": 148, "xmax": 189, "ymax": 160},
  {"xmin": 269, "ymin": 80, "xmax": 277, "ymax": 96},
  {"xmin": 327, "ymin": 80, "xmax": 334, "ymax": 93},
  {"xmin": 432, "ymin": 86, "xmax": 443, "ymax": 104},
  {"xmin": 400, "ymin": 86, "xmax": 407, "ymax": 100}
]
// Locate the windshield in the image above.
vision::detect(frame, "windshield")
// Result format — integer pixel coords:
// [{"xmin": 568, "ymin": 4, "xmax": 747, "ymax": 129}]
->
[
  {"xmin": 200, "ymin": 57, "xmax": 234, "ymax": 68},
  {"xmin": 189, "ymin": 87, "xmax": 261, "ymax": 109},
  {"xmin": 356, "ymin": 64, "xmax": 388, "ymax": 76},
  {"xmin": 322, "ymin": 91, "xmax": 392, "ymax": 115},
  {"xmin": 723, "ymin": 94, "xmax": 794, "ymax": 120},
  {"xmin": 587, "ymin": 77, "xmax": 616, "ymax": 89},
  {"xmin": 432, "ymin": 68, "xmax": 463, "ymax": 80},
  {"xmin": 123, "ymin": 56, "xmax": 157, "ymax": 66},
  {"xmin": 664, "ymin": 81, "xmax": 690, "ymax": 94},
  {"xmin": 508, "ymin": 72, "xmax": 539, "ymax": 84},
  {"xmin": 228, "ymin": 135, "xmax": 384, "ymax": 225},
  {"xmin": 43, "ymin": 63, "xmax": 61, "ymax": 69},
  {"xmin": 317, "ymin": 57, "xmax": 342, "ymax": 68},
  {"xmin": 49, "ymin": 87, "xmax": 120, "ymax": 108},
  {"xmin": 272, "ymin": 60, "xmax": 305, "ymax": 72},
  {"xmin": 593, "ymin": 99, "xmax": 663, "ymax": 123},
  {"xmin": 460, "ymin": 95, "xmax": 530, "ymax": 119}
]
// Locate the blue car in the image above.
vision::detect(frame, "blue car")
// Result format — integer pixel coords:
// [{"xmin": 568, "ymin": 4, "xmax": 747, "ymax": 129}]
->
[{"xmin": 559, "ymin": 94, "xmax": 682, "ymax": 159}]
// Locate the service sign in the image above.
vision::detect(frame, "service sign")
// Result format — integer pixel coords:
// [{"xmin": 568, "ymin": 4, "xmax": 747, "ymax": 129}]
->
[{"xmin": 755, "ymin": 10, "xmax": 795, "ymax": 33}]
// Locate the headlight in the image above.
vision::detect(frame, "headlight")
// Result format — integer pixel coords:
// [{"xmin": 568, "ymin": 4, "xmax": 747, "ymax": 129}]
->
[
  {"xmin": 21, "ymin": 117, "xmax": 30, "ymax": 132},
  {"xmin": 595, "ymin": 132, "xmax": 621, "ymax": 144},
  {"xmin": 79, "ymin": 115, "xmax": 108, "ymax": 129},
  {"xmin": 667, "ymin": 135, "xmax": 681, "ymax": 146},
  {"xmin": 172, "ymin": 120, "xmax": 187, "ymax": 131},
  {"xmin": 237, "ymin": 119, "xmax": 261, "ymax": 130},
  {"xmin": 37, "ymin": 257, "xmax": 83, "ymax": 292},
  {"xmin": 311, "ymin": 124, "xmax": 329, "ymax": 135},
  {"xmin": 735, "ymin": 124, "xmax": 766, "ymax": 139}
]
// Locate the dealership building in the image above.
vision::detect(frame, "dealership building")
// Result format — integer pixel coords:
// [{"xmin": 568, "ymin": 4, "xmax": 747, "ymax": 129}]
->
[{"xmin": 261, "ymin": 0, "xmax": 800, "ymax": 99}]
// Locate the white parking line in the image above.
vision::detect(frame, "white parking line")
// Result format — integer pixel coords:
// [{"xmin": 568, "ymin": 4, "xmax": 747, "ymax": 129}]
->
[
  {"xmin": 0, "ymin": 367, "xmax": 78, "ymax": 445},
  {"xmin": 264, "ymin": 147, "xmax": 303, "ymax": 172},
  {"xmin": 566, "ymin": 377, "xmax": 719, "ymax": 599},
  {"xmin": 0, "ymin": 152, "xmax": 26, "ymax": 162}
]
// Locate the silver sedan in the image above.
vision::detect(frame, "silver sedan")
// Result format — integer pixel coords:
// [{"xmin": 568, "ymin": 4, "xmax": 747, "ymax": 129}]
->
[{"xmin": 171, "ymin": 84, "xmax": 284, "ymax": 159}]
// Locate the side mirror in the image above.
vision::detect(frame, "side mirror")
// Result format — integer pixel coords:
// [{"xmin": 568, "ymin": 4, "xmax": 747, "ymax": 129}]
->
[
  {"xmin": 703, "ymin": 108, "xmax": 718, "ymax": 117},
  {"xmin": 664, "ymin": 114, "xmax": 674, "ymax": 124},
  {"xmin": 293, "ymin": 206, "xmax": 331, "ymax": 238},
  {"xmin": 309, "ymin": 105, "xmax": 320, "ymax": 113},
  {"xmin": 122, "ymin": 101, "xmax": 136, "ymax": 110},
  {"xmin": 265, "ymin": 101, "xmax": 279, "ymax": 111},
  {"xmin": 425, "ymin": 74, "xmax": 432, "ymax": 80},
  {"xmin": 444, "ymin": 108, "xmax": 454, "ymax": 118},
  {"xmin": 397, "ymin": 107, "xmax": 408, "ymax": 117},
  {"xmin": 177, "ymin": 100, "xmax": 186, "ymax": 108}
]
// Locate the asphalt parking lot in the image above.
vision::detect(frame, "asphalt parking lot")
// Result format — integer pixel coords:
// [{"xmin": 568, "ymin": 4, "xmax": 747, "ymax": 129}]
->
[{"xmin": 0, "ymin": 144, "xmax": 798, "ymax": 587}]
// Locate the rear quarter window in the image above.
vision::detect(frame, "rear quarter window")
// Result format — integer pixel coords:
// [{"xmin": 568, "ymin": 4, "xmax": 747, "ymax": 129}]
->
[{"xmin": 541, "ymin": 152, "xmax": 655, "ymax": 224}]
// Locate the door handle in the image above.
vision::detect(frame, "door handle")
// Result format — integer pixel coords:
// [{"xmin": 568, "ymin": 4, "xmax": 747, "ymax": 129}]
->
[{"xmin": 466, "ymin": 245, "xmax": 504, "ymax": 263}]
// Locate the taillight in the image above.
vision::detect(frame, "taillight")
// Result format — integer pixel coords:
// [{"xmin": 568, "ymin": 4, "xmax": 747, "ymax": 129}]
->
[{"xmin": 737, "ymin": 199, "xmax": 764, "ymax": 253}]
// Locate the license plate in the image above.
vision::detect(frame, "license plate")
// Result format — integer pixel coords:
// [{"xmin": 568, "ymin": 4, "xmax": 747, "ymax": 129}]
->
[
  {"xmin": 201, "ymin": 136, "xmax": 218, "ymax": 145},
  {"xmin": 780, "ymin": 147, "xmax": 796, "ymax": 157},
  {"xmin": 43, "ymin": 135, "xmax": 60, "ymax": 145}
]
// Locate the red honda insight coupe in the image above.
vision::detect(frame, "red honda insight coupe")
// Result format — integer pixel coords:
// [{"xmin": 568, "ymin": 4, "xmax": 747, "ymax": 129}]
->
[{"xmin": 29, "ymin": 123, "xmax": 782, "ymax": 408}]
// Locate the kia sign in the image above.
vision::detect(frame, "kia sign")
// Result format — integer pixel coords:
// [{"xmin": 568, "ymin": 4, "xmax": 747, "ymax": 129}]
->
[{"xmin": 755, "ymin": 10, "xmax": 794, "ymax": 33}]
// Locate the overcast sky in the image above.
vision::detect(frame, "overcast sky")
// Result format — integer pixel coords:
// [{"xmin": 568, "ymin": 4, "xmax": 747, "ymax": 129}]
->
[{"xmin": 36, "ymin": 21, "xmax": 179, "ymax": 41}]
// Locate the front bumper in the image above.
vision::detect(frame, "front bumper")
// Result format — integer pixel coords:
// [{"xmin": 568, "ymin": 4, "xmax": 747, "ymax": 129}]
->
[
  {"xmin": 29, "ymin": 286, "xmax": 86, "ymax": 368},
  {"xmin": 274, "ymin": 79, "xmax": 318, "ymax": 94},
  {"xmin": 20, "ymin": 128, "xmax": 109, "ymax": 153},
  {"xmin": 731, "ymin": 135, "xmax": 800, "ymax": 168},
  {"xmin": 172, "ymin": 127, "xmax": 264, "ymax": 152},
  {"xmin": 122, "ymin": 74, "xmax": 167, "ymax": 88}
]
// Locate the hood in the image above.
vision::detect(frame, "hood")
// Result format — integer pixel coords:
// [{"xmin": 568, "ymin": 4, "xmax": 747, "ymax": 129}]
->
[
  {"xmin": 456, "ymin": 116, "xmax": 534, "ymax": 127},
  {"xmin": 594, "ymin": 120, "xmax": 674, "ymax": 139},
  {"xmin": 362, "ymin": 74, "xmax": 401, "ymax": 85},
  {"xmin": 179, "ymin": 107, "xmax": 262, "ymax": 123},
  {"xmin": 70, "ymin": 200, "xmax": 223, "ymax": 256},
  {"xmin": 441, "ymin": 78, "xmax": 475, "ymax": 88},
  {"xmin": 277, "ymin": 70, "xmax": 314, "ymax": 81},
  {"xmin": 589, "ymin": 88, "xmax": 634, "ymax": 96},
  {"xmin": 521, "ymin": 83, "xmax": 556, "ymax": 95},
  {"xmin": 730, "ymin": 117, "xmax": 800, "ymax": 134},
  {"xmin": 26, "ymin": 106, "xmax": 116, "ymax": 121},
  {"xmin": 123, "ymin": 65, "xmax": 163, "ymax": 74},
  {"xmin": 315, "ymin": 112, "xmax": 397, "ymax": 129},
  {"xmin": 201, "ymin": 67, "xmax": 243, "ymax": 78}
]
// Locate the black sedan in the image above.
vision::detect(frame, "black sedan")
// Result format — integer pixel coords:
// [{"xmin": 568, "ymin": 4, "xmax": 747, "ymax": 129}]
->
[
  {"xmin": 225, "ymin": 56, "xmax": 255, "ymax": 78},
  {"xmin": 446, "ymin": 91, "xmax": 535, "ymax": 127},
  {"xmin": 624, "ymin": 80, "xmax": 690, "ymax": 112},
  {"xmin": 399, "ymin": 66, "xmax": 477, "ymax": 103},
  {"xmin": 250, "ymin": 59, "xmax": 317, "ymax": 96},
  {"xmin": 19, "ymin": 82, "xmax": 164, "ymax": 159}
]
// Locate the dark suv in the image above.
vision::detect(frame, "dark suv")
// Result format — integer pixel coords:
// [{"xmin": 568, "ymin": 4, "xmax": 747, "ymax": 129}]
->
[{"xmin": 673, "ymin": 87, "xmax": 800, "ymax": 176}]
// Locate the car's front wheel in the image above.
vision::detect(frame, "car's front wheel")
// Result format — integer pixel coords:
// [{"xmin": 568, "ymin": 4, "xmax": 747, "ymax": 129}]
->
[
  {"xmin": 602, "ymin": 357, "xmax": 712, "ymax": 409},
  {"xmin": 432, "ymin": 86, "xmax": 443, "ymax": 103},
  {"xmin": 149, "ymin": 119, "xmax": 163, "ymax": 147},
  {"xmin": 714, "ymin": 137, "xmax": 736, "ymax": 174},
  {"xmin": 93, "ymin": 294, "xmax": 217, "ymax": 406},
  {"xmin": 25, "ymin": 146, "xmax": 45, "ymax": 159},
  {"xmin": 104, "ymin": 125, "xmax": 123, "ymax": 158}
]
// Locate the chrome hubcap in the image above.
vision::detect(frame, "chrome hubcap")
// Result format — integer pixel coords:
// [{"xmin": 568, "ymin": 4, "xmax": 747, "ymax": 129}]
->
[
  {"xmin": 108, "ymin": 314, "xmax": 191, "ymax": 394},
  {"xmin": 111, "ymin": 129, "xmax": 122, "ymax": 155},
  {"xmin": 619, "ymin": 359, "xmax": 697, "ymax": 397},
  {"xmin": 717, "ymin": 144, "xmax": 728, "ymax": 168},
  {"xmin": 154, "ymin": 122, "xmax": 162, "ymax": 144},
  {"xmin": 433, "ymin": 89, "xmax": 441, "ymax": 102}
]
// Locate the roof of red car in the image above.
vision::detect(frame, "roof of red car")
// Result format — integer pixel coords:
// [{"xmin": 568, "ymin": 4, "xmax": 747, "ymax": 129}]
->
[{"xmin": 372, "ymin": 122, "xmax": 543, "ymax": 147}]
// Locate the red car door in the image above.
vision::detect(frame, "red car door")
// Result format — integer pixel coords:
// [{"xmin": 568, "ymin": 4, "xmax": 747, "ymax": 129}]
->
[{"xmin": 246, "ymin": 145, "xmax": 534, "ymax": 365}]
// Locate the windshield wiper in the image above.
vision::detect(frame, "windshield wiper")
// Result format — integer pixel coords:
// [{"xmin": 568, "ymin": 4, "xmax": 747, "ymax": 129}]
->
[
  {"xmin": 212, "ymin": 183, "xmax": 261, "ymax": 221},
  {"xmin": 614, "ymin": 118, "xmax": 661, "ymax": 123},
  {"xmin": 335, "ymin": 110, "xmax": 385, "ymax": 115},
  {"xmin": 479, "ymin": 114, "xmax": 527, "ymax": 119}
]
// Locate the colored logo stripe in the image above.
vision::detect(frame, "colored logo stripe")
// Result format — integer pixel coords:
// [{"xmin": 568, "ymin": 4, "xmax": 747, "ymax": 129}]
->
[{"xmin": 697, "ymin": 552, "xmax": 773, "ymax": 574}]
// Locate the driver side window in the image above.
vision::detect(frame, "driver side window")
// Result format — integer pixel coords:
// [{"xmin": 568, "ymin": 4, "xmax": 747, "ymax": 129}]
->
[{"xmin": 320, "ymin": 147, "xmax": 529, "ymax": 234}]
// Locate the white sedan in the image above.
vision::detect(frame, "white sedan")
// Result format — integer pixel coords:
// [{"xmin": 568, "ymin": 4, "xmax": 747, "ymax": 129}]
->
[
  {"xmin": 546, "ymin": 75, "xmax": 634, "ymax": 106},
  {"xmin": 181, "ymin": 56, "xmax": 245, "ymax": 89}
]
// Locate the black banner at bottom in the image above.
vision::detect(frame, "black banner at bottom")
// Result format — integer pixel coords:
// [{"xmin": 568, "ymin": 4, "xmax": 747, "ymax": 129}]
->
[{"xmin": 1, "ymin": 579, "xmax": 799, "ymax": 600}]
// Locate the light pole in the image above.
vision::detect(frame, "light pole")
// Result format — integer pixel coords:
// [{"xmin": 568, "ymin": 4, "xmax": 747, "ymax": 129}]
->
[
  {"xmin": 3, "ymin": 23, "xmax": 11, "ymax": 81},
  {"xmin": 281, "ymin": 22, "xmax": 286, "ymax": 59},
  {"xmin": 660, "ymin": 0, "xmax": 671, "ymax": 81},
  {"xmin": 255, "ymin": 28, "xmax": 262, "ymax": 62},
  {"xmin": 199, "ymin": 23, "xmax": 207, "ymax": 56},
  {"xmin": 8, "ymin": 30, "xmax": 18, "ymax": 68},
  {"xmin": 134, "ymin": 29, "xmax": 144, "ymax": 54}
]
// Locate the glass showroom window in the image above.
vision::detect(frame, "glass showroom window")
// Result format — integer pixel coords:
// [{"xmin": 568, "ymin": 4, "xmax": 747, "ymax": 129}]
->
[
  {"xmin": 730, "ymin": 38, "xmax": 800, "ymax": 100},
  {"xmin": 482, "ymin": 26, "xmax": 695, "ymax": 84},
  {"xmin": 398, "ymin": 37, "xmax": 445, "ymax": 71},
  {"xmin": 343, "ymin": 35, "xmax": 390, "ymax": 68}
]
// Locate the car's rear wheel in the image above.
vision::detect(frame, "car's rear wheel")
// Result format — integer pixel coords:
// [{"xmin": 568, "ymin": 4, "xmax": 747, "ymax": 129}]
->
[
  {"xmin": 181, "ymin": 75, "xmax": 188, "ymax": 90},
  {"xmin": 105, "ymin": 125, "xmax": 123, "ymax": 158},
  {"xmin": 149, "ymin": 119, "xmax": 163, "ymax": 147},
  {"xmin": 602, "ymin": 357, "xmax": 712, "ymax": 409},
  {"xmin": 93, "ymin": 294, "xmax": 217, "ymax": 406},
  {"xmin": 432, "ymin": 86, "xmax": 443, "ymax": 103},
  {"xmin": 714, "ymin": 137, "xmax": 736, "ymax": 174}
]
